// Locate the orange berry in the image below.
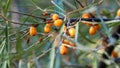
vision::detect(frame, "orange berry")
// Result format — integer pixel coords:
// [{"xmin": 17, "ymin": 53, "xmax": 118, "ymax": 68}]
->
[
  {"xmin": 48, "ymin": 22, "xmax": 53, "ymax": 26},
  {"xmin": 112, "ymin": 51, "xmax": 118, "ymax": 58},
  {"xmin": 52, "ymin": 14, "xmax": 59, "ymax": 21},
  {"xmin": 82, "ymin": 13, "xmax": 92, "ymax": 18},
  {"xmin": 94, "ymin": 24, "xmax": 101, "ymax": 30},
  {"xmin": 117, "ymin": 9, "xmax": 120, "ymax": 17},
  {"xmin": 44, "ymin": 24, "xmax": 51, "ymax": 33},
  {"xmin": 89, "ymin": 26, "xmax": 97, "ymax": 35},
  {"xmin": 60, "ymin": 45, "xmax": 68, "ymax": 55},
  {"xmin": 63, "ymin": 39, "xmax": 75, "ymax": 46},
  {"xmin": 46, "ymin": 23, "xmax": 52, "ymax": 27},
  {"xmin": 63, "ymin": 39, "xmax": 69, "ymax": 44},
  {"xmin": 68, "ymin": 28, "xmax": 76, "ymax": 37},
  {"xmin": 54, "ymin": 19, "xmax": 63, "ymax": 27},
  {"xmin": 29, "ymin": 26, "xmax": 37, "ymax": 36},
  {"xmin": 82, "ymin": 13, "xmax": 92, "ymax": 25}
]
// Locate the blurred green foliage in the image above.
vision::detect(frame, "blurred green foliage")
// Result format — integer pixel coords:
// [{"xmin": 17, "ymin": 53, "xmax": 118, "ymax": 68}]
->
[{"xmin": 0, "ymin": 0, "xmax": 120, "ymax": 68}]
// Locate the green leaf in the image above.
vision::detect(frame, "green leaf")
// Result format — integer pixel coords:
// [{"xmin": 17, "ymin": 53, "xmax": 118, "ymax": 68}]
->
[
  {"xmin": 49, "ymin": 44, "xmax": 55, "ymax": 68},
  {"xmin": 2, "ymin": 61, "xmax": 7, "ymax": 68},
  {"xmin": 54, "ymin": 48, "xmax": 61, "ymax": 68},
  {"xmin": 18, "ymin": 59, "xmax": 27, "ymax": 68},
  {"xmin": 16, "ymin": 29, "xmax": 23, "ymax": 59},
  {"xmin": 5, "ymin": 21, "xmax": 10, "ymax": 67},
  {"xmin": 92, "ymin": 52, "xmax": 98, "ymax": 68}
]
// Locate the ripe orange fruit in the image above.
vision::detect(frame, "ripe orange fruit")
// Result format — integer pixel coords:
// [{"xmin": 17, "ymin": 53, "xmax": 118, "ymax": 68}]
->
[
  {"xmin": 89, "ymin": 26, "xmax": 97, "ymax": 35},
  {"xmin": 82, "ymin": 13, "xmax": 92, "ymax": 18},
  {"xmin": 63, "ymin": 39, "xmax": 69, "ymax": 44},
  {"xmin": 44, "ymin": 24, "xmax": 51, "ymax": 33},
  {"xmin": 112, "ymin": 51, "xmax": 118, "ymax": 58},
  {"xmin": 54, "ymin": 19, "xmax": 63, "ymax": 27},
  {"xmin": 29, "ymin": 26, "xmax": 37, "ymax": 36},
  {"xmin": 94, "ymin": 24, "xmax": 101, "ymax": 30},
  {"xmin": 63, "ymin": 39, "xmax": 75, "ymax": 47},
  {"xmin": 52, "ymin": 14, "xmax": 59, "ymax": 21},
  {"xmin": 81, "ymin": 13, "xmax": 93, "ymax": 24},
  {"xmin": 117, "ymin": 9, "xmax": 120, "ymax": 17},
  {"xmin": 60, "ymin": 45, "xmax": 68, "ymax": 55},
  {"xmin": 46, "ymin": 23, "xmax": 52, "ymax": 27},
  {"xmin": 68, "ymin": 28, "xmax": 76, "ymax": 37},
  {"xmin": 48, "ymin": 22, "xmax": 53, "ymax": 26}
]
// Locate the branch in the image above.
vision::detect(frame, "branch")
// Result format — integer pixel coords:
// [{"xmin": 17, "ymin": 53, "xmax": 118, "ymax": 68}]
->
[{"xmin": 8, "ymin": 10, "xmax": 46, "ymax": 21}]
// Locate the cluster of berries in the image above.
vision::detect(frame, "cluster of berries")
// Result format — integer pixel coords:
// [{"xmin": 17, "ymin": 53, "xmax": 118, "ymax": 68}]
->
[
  {"xmin": 82, "ymin": 13, "xmax": 101, "ymax": 35},
  {"xmin": 28, "ymin": 8, "xmax": 120, "ymax": 56},
  {"xmin": 44, "ymin": 14, "xmax": 63, "ymax": 33}
]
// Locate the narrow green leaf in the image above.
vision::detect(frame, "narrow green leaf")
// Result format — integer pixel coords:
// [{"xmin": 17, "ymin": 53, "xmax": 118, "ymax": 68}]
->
[
  {"xmin": 4, "ymin": 0, "xmax": 12, "ymax": 15},
  {"xmin": 18, "ymin": 59, "xmax": 27, "ymax": 68},
  {"xmin": 5, "ymin": 21, "xmax": 10, "ymax": 68},
  {"xmin": 63, "ymin": 0, "xmax": 76, "ymax": 10},
  {"xmin": 0, "ymin": 40, "xmax": 5, "ymax": 54},
  {"xmin": 54, "ymin": 48, "xmax": 61, "ymax": 68},
  {"xmin": 49, "ymin": 44, "xmax": 55, "ymax": 68},
  {"xmin": 2, "ymin": 61, "xmax": 7, "ymax": 68},
  {"xmin": 16, "ymin": 29, "xmax": 23, "ymax": 59},
  {"xmin": 92, "ymin": 53, "xmax": 98, "ymax": 68}
]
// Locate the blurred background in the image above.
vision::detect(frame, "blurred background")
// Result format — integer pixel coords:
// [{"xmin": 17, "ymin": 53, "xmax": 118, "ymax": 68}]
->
[{"xmin": 0, "ymin": 0, "xmax": 120, "ymax": 68}]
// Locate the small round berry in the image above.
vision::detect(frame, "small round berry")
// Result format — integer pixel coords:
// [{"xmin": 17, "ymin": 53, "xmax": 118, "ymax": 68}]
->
[
  {"xmin": 48, "ymin": 22, "xmax": 53, "ymax": 26},
  {"xmin": 52, "ymin": 14, "xmax": 59, "ymax": 21},
  {"xmin": 44, "ymin": 25, "xmax": 51, "ymax": 33},
  {"xmin": 89, "ymin": 26, "xmax": 97, "ymax": 35},
  {"xmin": 63, "ymin": 39, "xmax": 69, "ymax": 44},
  {"xmin": 60, "ymin": 45, "xmax": 68, "ymax": 55},
  {"xmin": 117, "ymin": 9, "xmax": 120, "ymax": 17},
  {"xmin": 46, "ymin": 23, "xmax": 52, "ymax": 27},
  {"xmin": 94, "ymin": 24, "xmax": 101, "ymax": 30},
  {"xmin": 82, "ymin": 13, "xmax": 92, "ymax": 18},
  {"xmin": 54, "ymin": 19, "xmax": 63, "ymax": 27},
  {"xmin": 68, "ymin": 28, "xmax": 76, "ymax": 37},
  {"xmin": 29, "ymin": 26, "xmax": 37, "ymax": 36},
  {"xmin": 81, "ymin": 13, "xmax": 93, "ymax": 24},
  {"xmin": 112, "ymin": 51, "xmax": 118, "ymax": 58}
]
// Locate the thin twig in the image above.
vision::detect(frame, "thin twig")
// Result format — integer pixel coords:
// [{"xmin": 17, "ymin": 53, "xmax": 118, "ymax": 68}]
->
[
  {"xmin": 9, "ymin": 10, "xmax": 46, "ymax": 21},
  {"xmin": 75, "ymin": 0, "xmax": 84, "ymax": 8}
]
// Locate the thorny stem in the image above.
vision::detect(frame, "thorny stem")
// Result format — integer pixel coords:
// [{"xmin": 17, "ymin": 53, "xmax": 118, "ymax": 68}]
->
[{"xmin": 0, "ymin": 11, "xmax": 120, "ymax": 27}]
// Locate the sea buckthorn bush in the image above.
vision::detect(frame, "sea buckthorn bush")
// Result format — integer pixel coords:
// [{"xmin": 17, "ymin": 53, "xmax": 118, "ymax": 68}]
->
[{"xmin": 0, "ymin": 0, "xmax": 120, "ymax": 68}]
